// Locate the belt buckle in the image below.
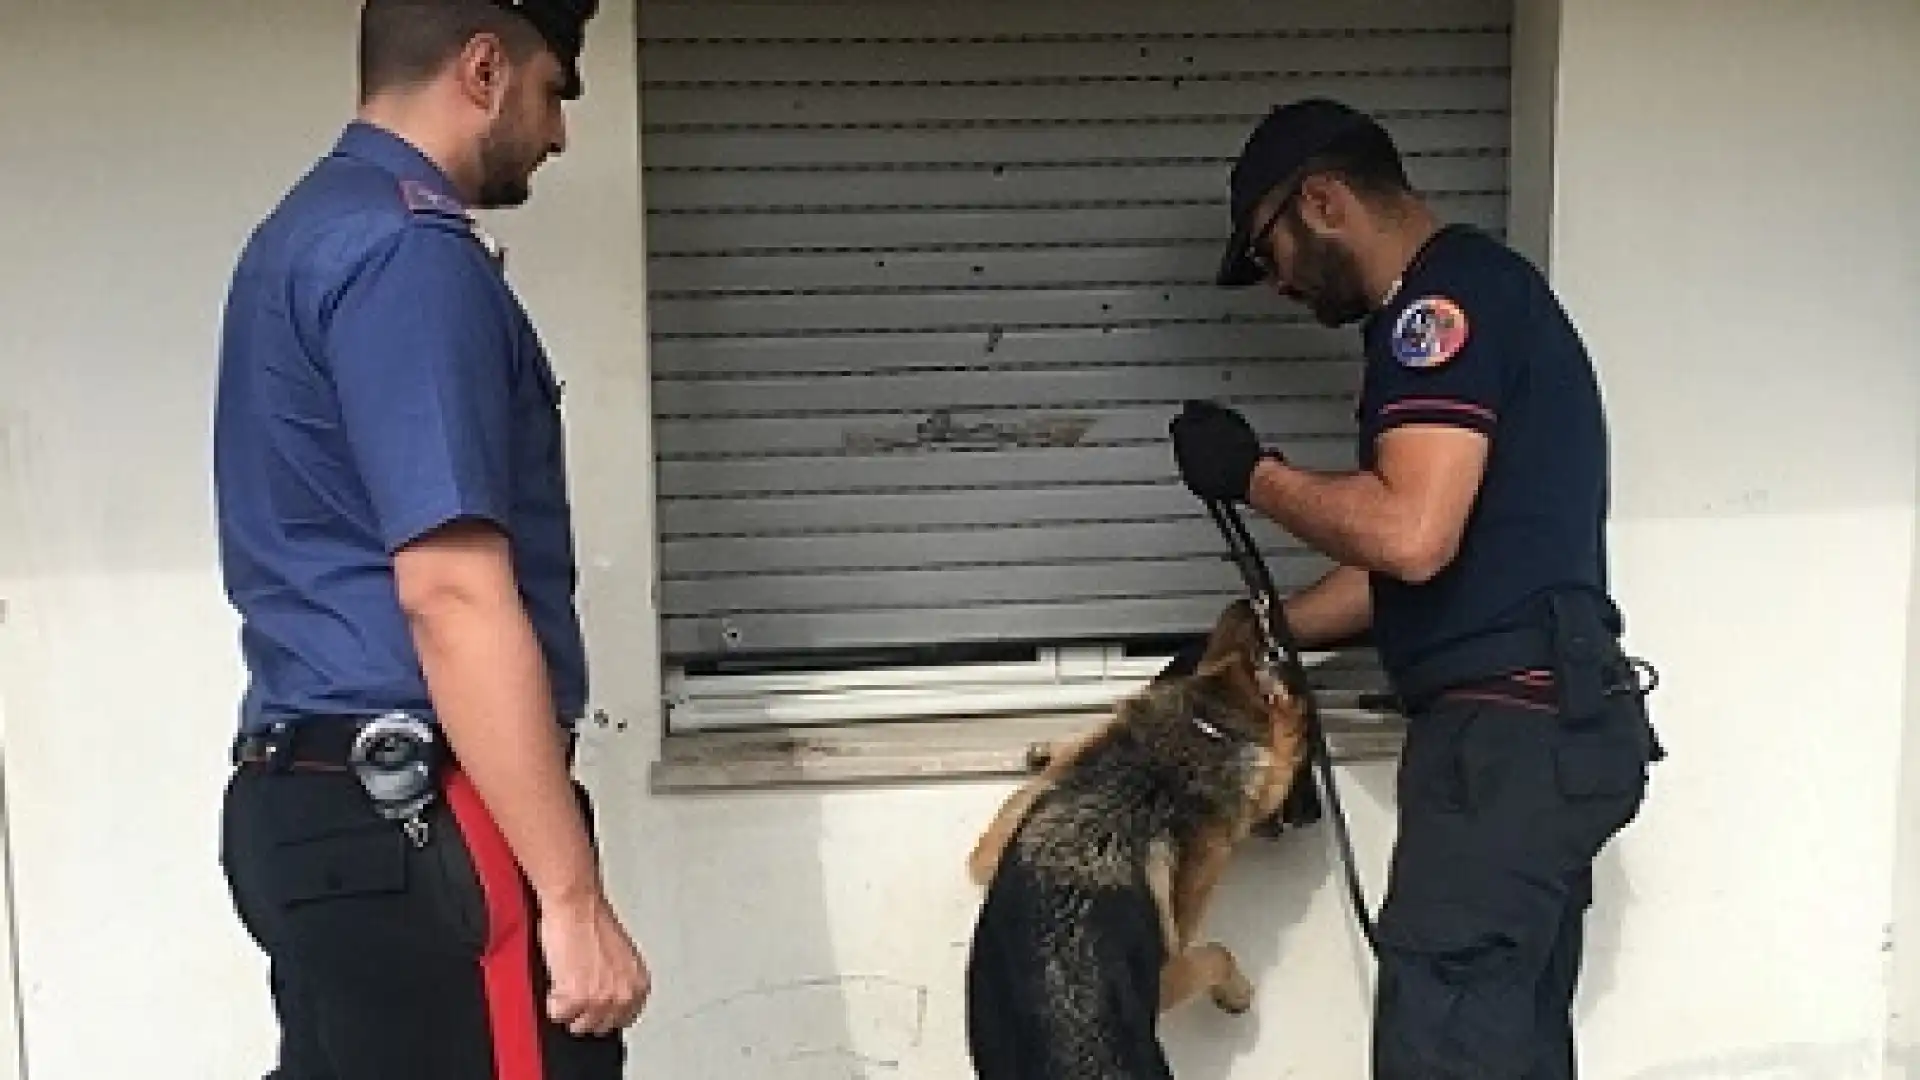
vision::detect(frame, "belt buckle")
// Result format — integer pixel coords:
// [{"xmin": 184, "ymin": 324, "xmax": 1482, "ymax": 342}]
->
[{"xmin": 235, "ymin": 722, "xmax": 295, "ymax": 770}]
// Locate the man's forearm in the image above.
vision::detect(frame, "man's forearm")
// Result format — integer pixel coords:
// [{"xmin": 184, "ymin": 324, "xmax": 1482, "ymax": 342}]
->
[
  {"xmin": 1282, "ymin": 564, "xmax": 1372, "ymax": 648},
  {"xmin": 407, "ymin": 584, "xmax": 602, "ymax": 910},
  {"xmin": 1247, "ymin": 459, "xmax": 1421, "ymax": 579}
]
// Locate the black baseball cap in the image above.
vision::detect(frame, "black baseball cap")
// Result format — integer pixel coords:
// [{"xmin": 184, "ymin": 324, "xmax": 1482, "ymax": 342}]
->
[
  {"xmin": 493, "ymin": 0, "xmax": 598, "ymax": 99},
  {"xmin": 1215, "ymin": 98, "xmax": 1384, "ymax": 287}
]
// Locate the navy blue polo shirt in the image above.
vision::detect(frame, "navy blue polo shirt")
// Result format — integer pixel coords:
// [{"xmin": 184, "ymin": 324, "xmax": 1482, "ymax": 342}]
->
[
  {"xmin": 1355, "ymin": 224, "xmax": 1617, "ymax": 683},
  {"xmin": 213, "ymin": 121, "xmax": 587, "ymax": 733}
]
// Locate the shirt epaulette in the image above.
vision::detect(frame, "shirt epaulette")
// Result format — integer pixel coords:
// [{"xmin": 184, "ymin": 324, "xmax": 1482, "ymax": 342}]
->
[
  {"xmin": 399, "ymin": 179, "xmax": 469, "ymax": 220},
  {"xmin": 398, "ymin": 179, "xmax": 505, "ymax": 267}
]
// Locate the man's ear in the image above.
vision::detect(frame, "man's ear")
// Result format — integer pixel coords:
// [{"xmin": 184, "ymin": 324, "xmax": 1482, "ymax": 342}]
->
[
  {"xmin": 453, "ymin": 33, "xmax": 513, "ymax": 111},
  {"xmin": 1295, "ymin": 173, "xmax": 1353, "ymax": 237}
]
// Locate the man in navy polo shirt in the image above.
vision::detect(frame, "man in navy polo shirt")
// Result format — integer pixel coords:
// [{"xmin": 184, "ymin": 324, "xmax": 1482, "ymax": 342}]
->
[
  {"xmin": 1171, "ymin": 99, "xmax": 1662, "ymax": 1078},
  {"xmin": 212, "ymin": 2, "xmax": 647, "ymax": 1076}
]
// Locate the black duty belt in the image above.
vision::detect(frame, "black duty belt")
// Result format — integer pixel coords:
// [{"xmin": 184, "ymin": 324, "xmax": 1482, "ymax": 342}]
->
[
  {"xmin": 1392, "ymin": 591, "xmax": 1659, "ymax": 722},
  {"xmin": 235, "ymin": 714, "xmax": 574, "ymax": 852},
  {"xmin": 234, "ymin": 714, "xmax": 457, "ymax": 847},
  {"xmin": 232, "ymin": 716, "xmax": 444, "ymax": 772},
  {"xmin": 233, "ymin": 717, "xmax": 580, "ymax": 777},
  {"xmin": 1392, "ymin": 624, "xmax": 1556, "ymax": 711}
]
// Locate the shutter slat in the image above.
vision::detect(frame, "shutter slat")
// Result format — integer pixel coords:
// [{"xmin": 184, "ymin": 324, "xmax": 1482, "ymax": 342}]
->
[
  {"xmin": 657, "ymin": 440, "xmax": 1358, "ymax": 499},
  {"xmin": 648, "ymin": 288, "xmax": 1292, "ymax": 338},
  {"xmin": 654, "ymin": 361, "xmax": 1360, "ymax": 417},
  {"xmin": 642, "ymin": 154, "xmax": 1505, "ymax": 217},
  {"xmin": 643, "ymin": 113, "xmax": 1510, "ymax": 171},
  {"xmin": 641, "ymin": 73, "xmax": 1512, "ymax": 128},
  {"xmin": 656, "ymin": 400, "xmax": 1357, "ymax": 460},
  {"xmin": 646, "ymin": 207, "xmax": 1498, "ymax": 290},
  {"xmin": 660, "ymin": 482, "xmax": 1247, "ymax": 538},
  {"xmin": 662, "ymin": 519, "xmax": 1308, "ymax": 577},
  {"xmin": 662, "ymin": 554, "xmax": 1325, "ymax": 616},
  {"xmin": 646, "ymin": 193, "xmax": 1505, "ymax": 252},
  {"xmin": 651, "ymin": 322, "xmax": 1379, "ymax": 377},
  {"xmin": 639, "ymin": 31, "xmax": 1507, "ymax": 86},
  {"xmin": 663, "ymin": 595, "xmax": 1304, "ymax": 658},
  {"xmin": 639, "ymin": 0, "xmax": 1510, "ymax": 40}
]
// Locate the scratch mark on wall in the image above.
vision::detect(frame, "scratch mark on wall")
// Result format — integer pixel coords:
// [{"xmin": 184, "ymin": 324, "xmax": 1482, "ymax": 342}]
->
[
  {"xmin": 1624, "ymin": 1039, "xmax": 1893, "ymax": 1079},
  {"xmin": 776, "ymin": 1046, "xmax": 901, "ymax": 1071},
  {"xmin": 671, "ymin": 971, "xmax": 931, "ymax": 1076},
  {"xmin": 677, "ymin": 972, "xmax": 927, "ymax": 1024}
]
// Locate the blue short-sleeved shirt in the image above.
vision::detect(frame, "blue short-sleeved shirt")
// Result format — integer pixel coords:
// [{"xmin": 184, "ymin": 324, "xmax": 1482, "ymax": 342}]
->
[
  {"xmin": 213, "ymin": 121, "xmax": 587, "ymax": 733},
  {"xmin": 1355, "ymin": 224, "xmax": 1617, "ymax": 682}
]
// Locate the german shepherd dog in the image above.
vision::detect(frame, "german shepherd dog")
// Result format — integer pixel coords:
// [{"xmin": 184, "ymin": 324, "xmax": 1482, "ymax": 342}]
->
[{"xmin": 962, "ymin": 599, "xmax": 1310, "ymax": 1080}]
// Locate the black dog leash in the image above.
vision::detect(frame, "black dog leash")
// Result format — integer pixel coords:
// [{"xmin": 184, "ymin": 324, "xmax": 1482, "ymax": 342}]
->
[{"xmin": 1201, "ymin": 496, "xmax": 1380, "ymax": 955}]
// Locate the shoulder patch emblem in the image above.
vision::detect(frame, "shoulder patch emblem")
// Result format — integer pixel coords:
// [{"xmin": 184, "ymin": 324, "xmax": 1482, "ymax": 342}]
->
[
  {"xmin": 399, "ymin": 179, "xmax": 468, "ymax": 219},
  {"xmin": 1389, "ymin": 295, "xmax": 1470, "ymax": 369}
]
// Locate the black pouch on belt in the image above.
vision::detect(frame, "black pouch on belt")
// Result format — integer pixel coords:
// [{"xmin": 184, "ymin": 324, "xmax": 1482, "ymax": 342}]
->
[{"xmin": 1546, "ymin": 591, "xmax": 1614, "ymax": 724}]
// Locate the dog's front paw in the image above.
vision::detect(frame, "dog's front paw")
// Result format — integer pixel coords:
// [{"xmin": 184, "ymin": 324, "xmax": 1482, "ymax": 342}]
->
[
  {"xmin": 1211, "ymin": 974, "xmax": 1253, "ymax": 1015},
  {"xmin": 1205, "ymin": 945, "xmax": 1254, "ymax": 1015},
  {"xmin": 1024, "ymin": 741, "xmax": 1054, "ymax": 771},
  {"xmin": 965, "ymin": 841, "xmax": 999, "ymax": 887}
]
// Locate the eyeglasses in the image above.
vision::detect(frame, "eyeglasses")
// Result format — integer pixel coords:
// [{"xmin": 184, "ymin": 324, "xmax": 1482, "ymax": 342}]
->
[
  {"xmin": 1242, "ymin": 183, "xmax": 1301, "ymax": 282},
  {"xmin": 1236, "ymin": 172, "xmax": 1313, "ymax": 282},
  {"xmin": 1245, "ymin": 211, "xmax": 1281, "ymax": 279}
]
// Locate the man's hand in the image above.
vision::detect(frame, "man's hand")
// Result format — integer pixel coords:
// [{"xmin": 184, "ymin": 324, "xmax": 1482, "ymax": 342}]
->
[
  {"xmin": 1169, "ymin": 400, "xmax": 1277, "ymax": 502},
  {"xmin": 540, "ymin": 892, "xmax": 653, "ymax": 1036}
]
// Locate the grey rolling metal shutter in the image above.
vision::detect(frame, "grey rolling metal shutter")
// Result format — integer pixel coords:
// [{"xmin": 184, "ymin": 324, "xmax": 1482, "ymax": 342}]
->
[{"xmin": 639, "ymin": 0, "xmax": 1514, "ymax": 668}]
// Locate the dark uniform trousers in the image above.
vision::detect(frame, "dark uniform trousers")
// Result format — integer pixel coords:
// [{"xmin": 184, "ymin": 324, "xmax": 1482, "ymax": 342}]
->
[
  {"xmin": 1154, "ymin": 618, "xmax": 1656, "ymax": 1079},
  {"xmin": 219, "ymin": 730, "xmax": 624, "ymax": 1080},
  {"xmin": 1371, "ymin": 682, "xmax": 1654, "ymax": 1079}
]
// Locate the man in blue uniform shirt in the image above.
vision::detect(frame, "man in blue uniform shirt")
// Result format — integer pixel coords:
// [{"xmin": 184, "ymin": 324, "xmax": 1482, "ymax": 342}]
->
[
  {"xmin": 213, "ymin": 2, "xmax": 647, "ymax": 1077},
  {"xmin": 1171, "ymin": 99, "xmax": 1662, "ymax": 1078}
]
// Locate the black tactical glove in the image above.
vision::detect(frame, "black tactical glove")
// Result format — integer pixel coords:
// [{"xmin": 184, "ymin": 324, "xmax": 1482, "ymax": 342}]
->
[{"xmin": 1169, "ymin": 400, "xmax": 1281, "ymax": 502}]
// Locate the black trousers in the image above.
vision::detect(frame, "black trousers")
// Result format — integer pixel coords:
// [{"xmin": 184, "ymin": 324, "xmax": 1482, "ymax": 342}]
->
[
  {"xmin": 1370, "ymin": 686, "xmax": 1656, "ymax": 1079},
  {"xmin": 220, "ymin": 760, "xmax": 625, "ymax": 1080}
]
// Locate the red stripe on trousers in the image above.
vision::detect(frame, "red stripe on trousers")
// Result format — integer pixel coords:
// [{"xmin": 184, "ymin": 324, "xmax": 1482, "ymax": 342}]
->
[{"xmin": 444, "ymin": 767, "xmax": 545, "ymax": 1080}]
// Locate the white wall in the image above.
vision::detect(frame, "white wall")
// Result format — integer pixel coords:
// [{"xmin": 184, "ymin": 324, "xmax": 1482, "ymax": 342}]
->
[
  {"xmin": 0, "ymin": 4, "xmax": 363, "ymax": 1074},
  {"xmin": 1883, "ymin": 7, "xmax": 1920, "ymax": 1070},
  {"xmin": 1, "ymin": 2, "xmax": 1918, "ymax": 1079},
  {"xmin": 0, "ymin": 691, "xmax": 21, "ymax": 1080},
  {"xmin": 1893, "ymin": 57, "xmax": 1920, "ymax": 1061},
  {"xmin": 1895, "ymin": 439, "xmax": 1920, "ymax": 1079},
  {"xmin": 1548, "ymin": 1, "xmax": 1920, "ymax": 1076}
]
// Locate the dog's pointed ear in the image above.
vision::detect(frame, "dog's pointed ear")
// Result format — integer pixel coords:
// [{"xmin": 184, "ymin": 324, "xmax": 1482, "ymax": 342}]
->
[
  {"xmin": 1193, "ymin": 652, "xmax": 1261, "ymax": 705},
  {"xmin": 1197, "ymin": 598, "xmax": 1263, "ymax": 667}
]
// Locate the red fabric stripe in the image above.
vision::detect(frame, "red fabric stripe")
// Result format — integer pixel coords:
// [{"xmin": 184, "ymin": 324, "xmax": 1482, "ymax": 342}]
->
[
  {"xmin": 444, "ymin": 767, "xmax": 546, "ymax": 1080},
  {"xmin": 1438, "ymin": 689, "xmax": 1559, "ymax": 713},
  {"xmin": 1378, "ymin": 398, "xmax": 1498, "ymax": 423}
]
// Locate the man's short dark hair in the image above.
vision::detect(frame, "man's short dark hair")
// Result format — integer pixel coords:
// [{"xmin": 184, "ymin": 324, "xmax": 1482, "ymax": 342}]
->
[
  {"xmin": 1295, "ymin": 122, "xmax": 1415, "ymax": 202},
  {"xmin": 358, "ymin": 0, "xmax": 546, "ymax": 102}
]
